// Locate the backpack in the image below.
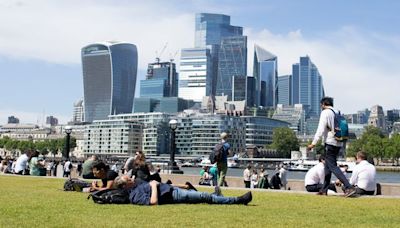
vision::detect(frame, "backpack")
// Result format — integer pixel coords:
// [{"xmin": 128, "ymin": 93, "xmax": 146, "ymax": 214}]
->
[
  {"xmin": 87, "ymin": 189, "xmax": 130, "ymax": 204},
  {"xmin": 209, "ymin": 142, "xmax": 225, "ymax": 164},
  {"xmin": 69, "ymin": 163, "xmax": 73, "ymax": 169},
  {"xmin": 329, "ymin": 108, "xmax": 349, "ymax": 141},
  {"xmin": 63, "ymin": 178, "xmax": 91, "ymax": 191}
]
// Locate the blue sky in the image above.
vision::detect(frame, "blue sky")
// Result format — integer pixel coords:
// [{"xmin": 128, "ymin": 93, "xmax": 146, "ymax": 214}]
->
[{"xmin": 0, "ymin": 0, "xmax": 399, "ymax": 124}]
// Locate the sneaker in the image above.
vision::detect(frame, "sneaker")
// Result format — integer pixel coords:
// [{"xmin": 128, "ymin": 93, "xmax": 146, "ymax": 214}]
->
[
  {"xmin": 344, "ymin": 187, "xmax": 357, "ymax": 198},
  {"xmin": 213, "ymin": 186, "xmax": 223, "ymax": 196},
  {"xmin": 185, "ymin": 182, "xmax": 198, "ymax": 191},
  {"xmin": 237, "ymin": 192, "xmax": 252, "ymax": 205}
]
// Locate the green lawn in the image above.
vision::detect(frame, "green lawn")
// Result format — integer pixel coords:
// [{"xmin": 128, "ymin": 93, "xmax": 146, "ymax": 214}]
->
[{"xmin": 1, "ymin": 175, "xmax": 399, "ymax": 227}]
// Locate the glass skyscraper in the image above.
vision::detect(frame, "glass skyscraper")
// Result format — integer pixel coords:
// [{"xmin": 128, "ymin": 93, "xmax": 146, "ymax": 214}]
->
[
  {"xmin": 253, "ymin": 44, "xmax": 278, "ymax": 107},
  {"xmin": 140, "ymin": 60, "xmax": 178, "ymax": 98},
  {"xmin": 216, "ymin": 36, "xmax": 247, "ymax": 100},
  {"xmin": 292, "ymin": 56, "xmax": 325, "ymax": 117},
  {"xmin": 82, "ymin": 41, "xmax": 138, "ymax": 122},
  {"xmin": 278, "ymin": 75, "xmax": 292, "ymax": 106},
  {"xmin": 178, "ymin": 48, "xmax": 212, "ymax": 102}
]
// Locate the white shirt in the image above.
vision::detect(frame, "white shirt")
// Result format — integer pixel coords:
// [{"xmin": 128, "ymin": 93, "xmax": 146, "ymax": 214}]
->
[
  {"xmin": 243, "ymin": 168, "xmax": 251, "ymax": 181},
  {"xmin": 312, "ymin": 107, "xmax": 343, "ymax": 147},
  {"xmin": 304, "ymin": 162, "xmax": 325, "ymax": 186},
  {"xmin": 279, "ymin": 168, "xmax": 288, "ymax": 185},
  {"xmin": 349, "ymin": 160, "xmax": 376, "ymax": 191},
  {"xmin": 14, "ymin": 154, "xmax": 29, "ymax": 173},
  {"xmin": 64, "ymin": 161, "xmax": 71, "ymax": 172}
]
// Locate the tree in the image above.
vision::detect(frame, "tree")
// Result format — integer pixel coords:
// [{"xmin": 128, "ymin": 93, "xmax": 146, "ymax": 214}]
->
[{"xmin": 269, "ymin": 127, "xmax": 299, "ymax": 158}]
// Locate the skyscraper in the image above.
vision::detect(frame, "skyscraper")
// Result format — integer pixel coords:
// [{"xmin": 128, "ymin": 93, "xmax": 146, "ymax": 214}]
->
[
  {"xmin": 81, "ymin": 41, "xmax": 138, "ymax": 122},
  {"xmin": 278, "ymin": 75, "xmax": 292, "ymax": 105},
  {"xmin": 178, "ymin": 48, "xmax": 212, "ymax": 102},
  {"xmin": 293, "ymin": 56, "xmax": 324, "ymax": 117},
  {"xmin": 140, "ymin": 60, "xmax": 178, "ymax": 98},
  {"xmin": 72, "ymin": 99, "xmax": 84, "ymax": 123},
  {"xmin": 216, "ymin": 36, "xmax": 247, "ymax": 100},
  {"xmin": 253, "ymin": 44, "xmax": 278, "ymax": 107},
  {"xmin": 194, "ymin": 13, "xmax": 243, "ymax": 48}
]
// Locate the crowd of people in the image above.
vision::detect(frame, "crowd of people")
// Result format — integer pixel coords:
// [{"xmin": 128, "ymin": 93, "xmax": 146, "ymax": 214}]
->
[{"xmin": 242, "ymin": 164, "xmax": 288, "ymax": 190}]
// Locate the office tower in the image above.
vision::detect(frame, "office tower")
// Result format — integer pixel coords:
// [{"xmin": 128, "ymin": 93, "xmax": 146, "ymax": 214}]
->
[
  {"xmin": 7, "ymin": 116, "xmax": 19, "ymax": 124},
  {"xmin": 46, "ymin": 116, "xmax": 58, "ymax": 126},
  {"xmin": 292, "ymin": 56, "xmax": 324, "ymax": 117},
  {"xmin": 278, "ymin": 75, "xmax": 292, "ymax": 105},
  {"xmin": 216, "ymin": 36, "xmax": 247, "ymax": 100},
  {"xmin": 292, "ymin": 64, "xmax": 300, "ymax": 104},
  {"xmin": 72, "ymin": 99, "xmax": 84, "ymax": 123},
  {"xmin": 253, "ymin": 44, "xmax": 278, "ymax": 107},
  {"xmin": 82, "ymin": 41, "xmax": 138, "ymax": 122},
  {"xmin": 179, "ymin": 48, "xmax": 212, "ymax": 101},
  {"xmin": 140, "ymin": 60, "xmax": 178, "ymax": 98},
  {"xmin": 246, "ymin": 77, "xmax": 256, "ymax": 107},
  {"xmin": 232, "ymin": 76, "xmax": 247, "ymax": 101},
  {"xmin": 194, "ymin": 13, "xmax": 243, "ymax": 48}
]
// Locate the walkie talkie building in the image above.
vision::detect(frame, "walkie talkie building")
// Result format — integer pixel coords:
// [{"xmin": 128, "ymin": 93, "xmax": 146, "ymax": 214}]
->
[{"xmin": 82, "ymin": 42, "xmax": 138, "ymax": 122}]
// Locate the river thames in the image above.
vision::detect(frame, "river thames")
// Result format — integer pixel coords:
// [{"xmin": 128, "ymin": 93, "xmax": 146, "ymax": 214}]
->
[{"xmin": 180, "ymin": 167, "xmax": 400, "ymax": 184}]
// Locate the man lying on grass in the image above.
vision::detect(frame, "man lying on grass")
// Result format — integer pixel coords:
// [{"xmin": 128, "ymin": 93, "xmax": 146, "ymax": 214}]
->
[{"xmin": 114, "ymin": 175, "xmax": 252, "ymax": 205}]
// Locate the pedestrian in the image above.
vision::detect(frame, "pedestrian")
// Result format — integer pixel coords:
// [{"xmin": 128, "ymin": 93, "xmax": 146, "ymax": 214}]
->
[
  {"xmin": 243, "ymin": 164, "xmax": 251, "ymax": 188},
  {"xmin": 250, "ymin": 169, "xmax": 258, "ymax": 189},
  {"xmin": 63, "ymin": 160, "xmax": 72, "ymax": 178},
  {"xmin": 77, "ymin": 161, "xmax": 83, "ymax": 176},
  {"xmin": 279, "ymin": 164, "xmax": 288, "ymax": 190},
  {"xmin": 216, "ymin": 132, "xmax": 231, "ymax": 187},
  {"xmin": 307, "ymin": 97, "xmax": 356, "ymax": 197},
  {"xmin": 270, "ymin": 172, "xmax": 282, "ymax": 190}
]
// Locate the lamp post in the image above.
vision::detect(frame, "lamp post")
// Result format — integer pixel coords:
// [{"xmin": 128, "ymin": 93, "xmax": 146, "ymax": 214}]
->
[
  {"xmin": 64, "ymin": 126, "xmax": 72, "ymax": 160},
  {"xmin": 168, "ymin": 119, "xmax": 183, "ymax": 174}
]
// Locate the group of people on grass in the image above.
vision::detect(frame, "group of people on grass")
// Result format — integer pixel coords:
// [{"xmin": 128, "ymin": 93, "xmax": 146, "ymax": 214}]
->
[{"xmin": 243, "ymin": 164, "xmax": 288, "ymax": 190}]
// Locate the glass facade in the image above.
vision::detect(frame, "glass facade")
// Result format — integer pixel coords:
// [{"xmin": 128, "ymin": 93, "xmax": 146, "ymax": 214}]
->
[
  {"xmin": 277, "ymin": 75, "xmax": 292, "ymax": 106},
  {"xmin": 141, "ymin": 61, "xmax": 178, "ymax": 98},
  {"xmin": 296, "ymin": 56, "xmax": 324, "ymax": 117},
  {"xmin": 140, "ymin": 79, "xmax": 167, "ymax": 98},
  {"xmin": 178, "ymin": 48, "xmax": 212, "ymax": 101},
  {"xmin": 232, "ymin": 76, "xmax": 247, "ymax": 101},
  {"xmin": 216, "ymin": 36, "xmax": 247, "ymax": 100},
  {"xmin": 82, "ymin": 42, "xmax": 137, "ymax": 122},
  {"xmin": 253, "ymin": 44, "xmax": 278, "ymax": 107}
]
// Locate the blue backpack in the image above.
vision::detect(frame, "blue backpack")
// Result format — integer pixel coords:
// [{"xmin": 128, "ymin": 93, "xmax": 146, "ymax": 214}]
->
[{"xmin": 329, "ymin": 109, "xmax": 349, "ymax": 141}]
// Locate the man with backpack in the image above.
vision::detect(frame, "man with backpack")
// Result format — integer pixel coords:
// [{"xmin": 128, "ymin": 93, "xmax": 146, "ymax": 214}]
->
[
  {"xmin": 307, "ymin": 97, "xmax": 356, "ymax": 197},
  {"xmin": 215, "ymin": 132, "xmax": 231, "ymax": 187}
]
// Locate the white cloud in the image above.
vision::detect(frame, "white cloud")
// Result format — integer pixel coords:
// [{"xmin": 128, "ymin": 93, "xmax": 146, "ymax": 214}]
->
[{"xmin": 245, "ymin": 26, "xmax": 400, "ymax": 114}]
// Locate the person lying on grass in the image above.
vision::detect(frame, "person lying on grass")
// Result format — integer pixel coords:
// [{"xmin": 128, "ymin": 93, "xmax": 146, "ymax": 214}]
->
[
  {"xmin": 90, "ymin": 161, "xmax": 118, "ymax": 191},
  {"xmin": 114, "ymin": 175, "xmax": 252, "ymax": 206}
]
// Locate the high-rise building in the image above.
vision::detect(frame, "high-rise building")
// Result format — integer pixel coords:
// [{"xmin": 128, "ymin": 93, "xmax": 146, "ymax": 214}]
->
[
  {"xmin": 194, "ymin": 13, "xmax": 243, "ymax": 48},
  {"xmin": 7, "ymin": 116, "xmax": 19, "ymax": 124},
  {"xmin": 72, "ymin": 99, "xmax": 84, "ymax": 123},
  {"xmin": 140, "ymin": 60, "xmax": 178, "ymax": 98},
  {"xmin": 179, "ymin": 13, "xmax": 243, "ymax": 103},
  {"xmin": 278, "ymin": 75, "xmax": 292, "ymax": 106},
  {"xmin": 82, "ymin": 41, "xmax": 138, "ymax": 122},
  {"xmin": 292, "ymin": 56, "xmax": 324, "ymax": 117},
  {"xmin": 246, "ymin": 77, "xmax": 256, "ymax": 107},
  {"xmin": 253, "ymin": 44, "xmax": 278, "ymax": 107},
  {"xmin": 232, "ymin": 76, "xmax": 247, "ymax": 101},
  {"xmin": 46, "ymin": 116, "xmax": 58, "ymax": 126},
  {"xmin": 178, "ymin": 48, "xmax": 212, "ymax": 102},
  {"xmin": 216, "ymin": 36, "xmax": 247, "ymax": 100}
]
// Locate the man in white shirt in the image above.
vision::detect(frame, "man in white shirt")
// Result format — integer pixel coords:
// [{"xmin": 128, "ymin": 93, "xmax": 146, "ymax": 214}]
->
[
  {"xmin": 349, "ymin": 151, "xmax": 376, "ymax": 195},
  {"xmin": 14, "ymin": 152, "xmax": 30, "ymax": 175},
  {"xmin": 243, "ymin": 164, "xmax": 251, "ymax": 188},
  {"xmin": 304, "ymin": 155, "xmax": 336, "ymax": 192},
  {"xmin": 307, "ymin": 97, "xmax": 356, "ymax": 197},
  {"xmin": 279, "ymin": 164, "xmax": 288, "ymax": 190}
]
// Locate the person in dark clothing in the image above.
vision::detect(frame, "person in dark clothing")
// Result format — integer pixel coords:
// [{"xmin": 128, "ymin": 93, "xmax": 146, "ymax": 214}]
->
[
  {"xmin": 114, "ymin": 175, "xmax": 252, "ymax": 206},
  {"xmin": 90, "ymin": 161, "xmax": 118, "ymax": 192},
  {"xmin": 129, "ymin": 153, "xmax": 151, "ymax": 181},
  {"xmin": 270, "ymin": 172, "xmax": 282, "ymax": 189},
  {"xmin": 77, "ymin": 162, "xmax": 83, "ymax": 176}
]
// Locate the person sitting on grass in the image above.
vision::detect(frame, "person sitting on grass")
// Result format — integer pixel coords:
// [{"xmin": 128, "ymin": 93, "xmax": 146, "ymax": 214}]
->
[
  {"xmin": 348, "ymin": 151, "xmax": 376, "ymax": 196},
  {"xmin": 305, "ymin": 155, "xmax": 336, "ymax": 193},
  {"xmin": 90, "ymin": 161, "xmax": 118, "ymax": 192},
  {"xmin": 114, "ymin": 175, "xmax": 252, "ymax": 206}
]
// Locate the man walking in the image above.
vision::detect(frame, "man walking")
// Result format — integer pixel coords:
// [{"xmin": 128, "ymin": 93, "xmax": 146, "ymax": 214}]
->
[
  {"xmin": 307, "ymin": 97, "xmax": 356, "ymax": 197},
  {"xmin": 217, "ymin": 132, "xmax": 231, "ymax": 187}
]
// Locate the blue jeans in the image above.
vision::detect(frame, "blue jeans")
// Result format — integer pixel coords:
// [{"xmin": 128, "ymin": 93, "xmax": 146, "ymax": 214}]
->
[
  {"xmin": 171, "ymin": 188, "xmax": 237, "ymax": 204},
  {"xmin": 322, "ymin": 144, "xmax": 352, "ymax": 192}
]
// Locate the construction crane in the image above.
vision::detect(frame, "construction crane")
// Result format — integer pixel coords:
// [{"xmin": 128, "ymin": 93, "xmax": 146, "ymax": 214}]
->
[{"xmin": 155, "ymin": 42, "xmax": 168, "ymax": 63}]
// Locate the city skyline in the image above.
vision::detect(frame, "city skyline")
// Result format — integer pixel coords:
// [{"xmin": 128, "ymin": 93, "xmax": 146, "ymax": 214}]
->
[{"xmin": 0, "ymin": 0, "xmax": 399, "ymax": 124}]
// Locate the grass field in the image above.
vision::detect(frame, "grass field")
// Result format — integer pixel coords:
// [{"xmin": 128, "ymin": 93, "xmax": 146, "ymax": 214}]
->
[{"xmin": 1, "ymin": 175, "xmax": 399, "ymax": 227}]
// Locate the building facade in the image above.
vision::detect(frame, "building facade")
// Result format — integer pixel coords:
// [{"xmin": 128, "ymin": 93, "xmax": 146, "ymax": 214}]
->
[
  {"xmin": 272, "ymin": 104, "xmax": 306, "ymax": 135},
  {"xmin": 7, "ymin": 116, "xmax": 19, "ymax": 124},
  {"xmin": 277, "ymin": 75, "xmax": 292, "ymax": 106},
  {"xmin": 140, "ymin": 60, "xmax": 178, "ymax": 98},
  {"xmin": 72, "ymin": 99, "xmax": 85, "ymax": 123},
  {"xmin": 82, "ymin": 41, "xmax": 138, "ymax": 122},
  {"xmin": 253, "ymin": 44, "xmax": 278, "ymax": 107}
]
